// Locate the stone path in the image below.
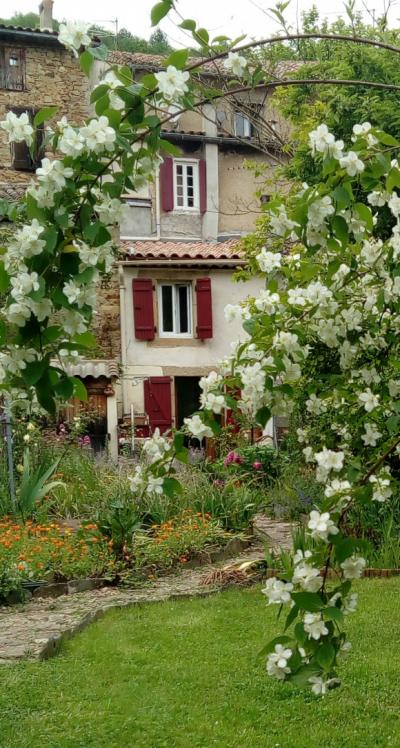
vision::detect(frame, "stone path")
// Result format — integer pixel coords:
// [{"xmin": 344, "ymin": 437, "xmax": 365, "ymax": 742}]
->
[
  {"xmin": 0, "ymin": 518, "xmax": 295, "ymax": 665},
  {"xmin": 253, "ymin": 513, "xmax": 296, "ymax": 551}
]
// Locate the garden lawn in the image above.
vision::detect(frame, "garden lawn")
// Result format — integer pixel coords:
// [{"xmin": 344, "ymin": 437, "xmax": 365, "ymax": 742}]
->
[{"xmin": 0, "ymin": 579, "xmax": 399, "ymax": 748}]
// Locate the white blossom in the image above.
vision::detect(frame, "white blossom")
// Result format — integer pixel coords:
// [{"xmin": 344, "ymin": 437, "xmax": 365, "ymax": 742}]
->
[
  {"xmin": 155, "ymin": 65, "xmax": 190, "ymax": 103},
  {"xmin": 256, "ymin": 249, "xmax": 282, "ymax": 273},
  {"xmin": 142, "ymin": 428, "xmax": 171, "ymax": 463},
  {"xmin": 361, "ymin": 423, "xmax": 382, "ymax": 446},
  {"xmin": 224, "ymin": 51, "xmax": 247, "ymax": 77},
  {"xmin": 340, "ymin": 556, "xmax": 366, "ymax": 580},
  {"xmin": 308, "ymin": 510, "xmax": 339, "ymax": 542},
  {"xmin": 184, "ymin": 414, "xmax": 213, "ymax": 440},
  {"xmin": 81, "ymin": 116, "xmax": 116, "ymax": 153},
  {"xmin": 339, "ymin": 151, "xmax": 364, "ymax": 176},
  {"xmin": 0, "ymin": 110, "xmax": 33, "ymax": 145},
  {"xmin": 304, "ymin": 613, "xmax": 328, "ymax": 640},
  {"xmin": 358, "ymin": 388, "xmax": 380, "ymax": 412},
  {"xmin": 36, "ymin": 158, "xmax": 73, "ymax": 191},
  {"xmin": 266, "ymin": 644, "xmax": 292, "ymax": 680},
  {"xmin": 262, "ymin": 577, "xmax": 293, "ymax": 605},
  {"xmin": 58, "ymin": 20, "xmax": 91, "ymax": 56}
]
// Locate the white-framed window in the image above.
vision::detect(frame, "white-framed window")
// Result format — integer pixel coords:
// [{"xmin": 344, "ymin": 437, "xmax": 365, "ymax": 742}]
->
[
  {"xmin": 173, "ymin": 159, "xmax": 199, "ymax": 211},
  {"xmin": 158, "ymin": 282, "xmax": 193, "ymax": 337},
  {"xmin": 234, "ymin": 113, "xmax": 253, "ymax": 138}
]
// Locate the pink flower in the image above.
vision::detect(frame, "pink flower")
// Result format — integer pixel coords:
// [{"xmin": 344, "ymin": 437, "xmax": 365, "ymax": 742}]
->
[
  {"xmin": 224, "ymin": 451, "xmax": 236, "ymax": 466},
  {"xmin": 253, "ymin": 460, "xmax": 262, "ymax": 470}
]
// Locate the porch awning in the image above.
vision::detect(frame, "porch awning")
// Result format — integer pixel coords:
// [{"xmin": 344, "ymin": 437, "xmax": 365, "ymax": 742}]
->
[{"xmin": 52, "ymin": 359, "xmax": 119, "ymax": 380}]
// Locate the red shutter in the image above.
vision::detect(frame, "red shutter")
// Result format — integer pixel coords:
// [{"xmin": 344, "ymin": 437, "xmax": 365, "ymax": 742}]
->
[
  {"xmin": 132, "ymin": 278, "xmax": 155, "ymax": 340},
  {"xmin": 196, "ymin": 277, "xmax": 213, "ymax": 339},
  {"xmin": 160, "ymin": 157, "xmax": 174, "ymax": 212},
  {"xmin": 199, "ymin": 158, "xmax": 207, "ymax": 214},
  {"xmin": 144, "ymin": 376, "xmax": 172, "ymax": 434}
]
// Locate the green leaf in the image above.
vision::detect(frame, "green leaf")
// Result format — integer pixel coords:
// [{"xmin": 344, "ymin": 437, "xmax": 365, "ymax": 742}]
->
[
  {"xmin": 332, "ymin": 215, "xmax": 349, "ymax": 246},
  {"xmin": 195, "ymin": 27, "xmax": 210, "ymax": 46},
  {"xmin": 159, "ymin": 139, "xmax": 182, "ymax": 156},
  {"xmin": 151, "ymin": 1, "xmax": 172, "ymax": 26},
  {"xmin": 80, "ymin": 50, "xmax": 94, "ymax": 76},
  {"xmin": 173, "ymin": 431, "xmax": 185, "ymax": 452},
  {"xmin": 21, "ymin": 359, "xmax": 48, "ymax": 387},
  {"xmin": 165, "ymin": 49, "xmax": 189, "ymax": 69},
  {"xmin": 73, "ymin": 331, "xmax": 97, "ymax": 349},
  {"xmin": 255, "ymin": 406, "xmax": 271, "ymax": 428},
  {"xmin": 291, "ymin": 592, "xmax": 323, "ymax": 612},
  {"xmin": 333, "ymin": 536, "xmax": 357, "ymax": 564},
  {"xmin": 354, "ymin": 202, "xmax": 373, "ymax": 231},
  {"xmin": 90, "ymin": 84, "xmax": 109, "ymax": 103},
  {"xmin": 290, "ymin": 662, "xmax": 322, "ymax": 687},
  {"xmin": 284, "ymin": 604, "xmax": 299, "ymax": 632},
  {"xmin": 316, "ymin": 642, "xmax": 335, "ymax": 670},
  {"xmin": 323, "ymin": 607, "xmax": 344, "ymax": 624},
  {"xmin": 386, "ymin": 414, "xmax": 400, "ymax": 435},
  {"xmin": 72, "ymin": 377, "xmax": 88, "ymax": 402},
  {"xmin": 33, "ymin": 106, "xmax": 59, "ymax": 127},
  {"xmin": 0, "ymin": 261, "xmax": 10, "ymax": 293},
  {"xmin": 332, "ymin": 184, "xmax": 352, "ymax": 211},
  {"xmin": 386, "ymin": 168, "xmax": 400, "ymax": 192},
  {"xmin": 163, "ymin": 476, "xmax": 182, "ymax": 497},
  {"xmin": 54, "ymin": 375, "xmax": 74, "ymax": 400},
  {"xmin": 257, "ymin": 635, "xmax": 293, "ymax": 659},
  {"xmin": 294, "ymin": 622, "xmax": 307, "ymax": 645},
  {"xmin": 88, "ymin": 44, "xmax": 109, "ymax": 61},
  {"xmin": 179, "ymin": 19, "xmax": 196, "ymax": 31}
]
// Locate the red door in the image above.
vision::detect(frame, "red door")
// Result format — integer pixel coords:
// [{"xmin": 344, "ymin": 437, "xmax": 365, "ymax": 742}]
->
[{"xmin": 144, "ymin": 377, "xmax": 172, "ymax": 434}]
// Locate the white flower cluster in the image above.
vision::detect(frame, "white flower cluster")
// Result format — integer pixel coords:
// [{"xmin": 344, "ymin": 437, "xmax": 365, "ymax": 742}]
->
[
  {"xmin": 262, "ymin": 577, "xmax": 293, "ymax": 605},
  {"xmin": 155, "ymin": 66, "xmax": 190, "ymax": 104},
  {"xmin": 224, "ymin": 51, "xmax": 247, "ymax": 77},
  {"xmin": 0, "ymin": 111, "xmax": 33, "ymax": 145},
  {"xmin": 142, "ymin": 428, "xmax": 172, "ymax": 464},
  {"xmin": 58, "ymin": 20, "xmax": 91, "ymax": 57},
  {"xmin": 184, "ymin": 414, "xmax": 213, "ymax": 440},
  {"xmin": 266, "ymin": 644, "xmax": 293, "ymax": 680}
]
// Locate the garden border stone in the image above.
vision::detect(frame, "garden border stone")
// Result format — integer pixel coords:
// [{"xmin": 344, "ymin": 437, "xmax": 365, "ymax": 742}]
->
[{"xmin": 0, "ymin": 544, "xmax": 266, "ymax": 665}]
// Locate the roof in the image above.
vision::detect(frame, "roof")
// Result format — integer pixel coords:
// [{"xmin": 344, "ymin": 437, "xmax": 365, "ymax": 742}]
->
[
  {"xmin": 0, "ymin": 23, "xmax": 59, "ymax": 36},
  {"xmin": 107, "ymin": 51, "xmax": 307, "ymax": 79},
  {"xmin": 120, "ymin": 239, "xmax": 243, "ymax": 263},
  {"xmin": 55, "ymin": 359, "xmax": 119, "ymax": 380},
  {"xmin": 0, "ymin": 184, "xmax": 27, "ymax": 202}
]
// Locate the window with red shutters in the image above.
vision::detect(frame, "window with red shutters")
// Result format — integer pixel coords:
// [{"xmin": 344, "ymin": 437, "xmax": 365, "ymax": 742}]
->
[
  {"xmin": 160, "ymin": 157, "xmax": 174, "ymax": 212},
  {"xmin": 196, "ymin": 277, "xmax": 213, "ymax": 339},
  {"xmin": 144, "ymin": 376, "xmax": 172, "ymax": 434},
  {"xmin": 199, "ymin": 158, "xmax": 207, "ymax": 214},
  {"xmin": 132, "ymin": 278, "xmax": 155, "ymax": 340}
]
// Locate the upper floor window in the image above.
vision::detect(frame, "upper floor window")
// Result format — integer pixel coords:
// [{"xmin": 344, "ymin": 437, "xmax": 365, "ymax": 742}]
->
[
  {"xmin": 234, "ymin": 112, "xmax": 254, "ymax": 138},
  {"xmin": 159, "ymin": 282, "xmax": 192, "ymax": 337},
  {"xmin": 0, "ymin": 47, "xmax": 26, "ymax": 91},
  {"xmin": 173, "ymin": 159, "xmax": 199, "ymax": 211}
]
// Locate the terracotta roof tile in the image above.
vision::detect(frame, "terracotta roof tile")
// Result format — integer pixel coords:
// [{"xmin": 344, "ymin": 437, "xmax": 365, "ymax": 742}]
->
[
  {"xmin": 120, "ymin": 239, "xmax": 243, "ymax": 261},
  {"xmin": 107, "ymin": 51, "xmax": 308, "ymax": 79}
]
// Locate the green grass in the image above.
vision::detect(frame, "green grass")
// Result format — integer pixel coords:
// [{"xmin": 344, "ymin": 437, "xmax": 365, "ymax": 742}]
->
[{"xmin": 0, "ymin": 580, "xmax": 399, "ymax": 748}]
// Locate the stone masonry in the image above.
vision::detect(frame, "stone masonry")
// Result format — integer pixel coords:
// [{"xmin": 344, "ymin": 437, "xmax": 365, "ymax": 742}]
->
[{"xmin": 0, "ymin": 43, "xmax": 91, "ymax": 190}]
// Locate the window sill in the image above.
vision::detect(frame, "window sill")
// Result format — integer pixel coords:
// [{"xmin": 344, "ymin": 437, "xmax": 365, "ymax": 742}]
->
[
  {"xmin": 148, "ymin": 337, "xmax": 203, "ymax": 348},
  {"xmin": 172, "ymin": 208, "xmax": 200, "ymax": 214}
]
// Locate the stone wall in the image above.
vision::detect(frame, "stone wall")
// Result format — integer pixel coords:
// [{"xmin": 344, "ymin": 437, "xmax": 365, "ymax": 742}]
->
[
  {"xmin": 0, "ymin": 42, "xmax": 90, "ymax": 190},
  {"xmin": 91, "ymin": 270, "xmax": 121, "ymax": 360}
]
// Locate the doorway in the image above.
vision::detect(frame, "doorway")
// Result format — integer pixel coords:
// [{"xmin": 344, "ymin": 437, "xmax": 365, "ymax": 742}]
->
[{"xmin": 175, "ymin": 376, "xmax": 201, "ymax": 429}]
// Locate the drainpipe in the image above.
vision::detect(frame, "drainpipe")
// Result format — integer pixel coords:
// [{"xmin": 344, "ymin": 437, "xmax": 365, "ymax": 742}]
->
[
  {"xmin": 154, "ymin": 165, "xmax": 161, "ymax": 240},
  {"xmin": 118, "ymin": 264, "xmax": 128, "ymax": 415}
]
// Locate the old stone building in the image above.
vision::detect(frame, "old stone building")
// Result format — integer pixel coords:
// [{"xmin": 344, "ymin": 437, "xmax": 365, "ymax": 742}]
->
[
  {"xmin": 0, "ymin": 7, "xmax": 90, "ymax": 199},
  {"xmin": 0, "ymin": 5, "xmax": 121, "ymax": 457}
]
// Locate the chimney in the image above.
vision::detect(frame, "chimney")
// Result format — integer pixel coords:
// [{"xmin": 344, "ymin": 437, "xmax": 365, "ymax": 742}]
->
[{"xmin": 39, "ymin": 0, "xmax": 54, "ymax": 31}]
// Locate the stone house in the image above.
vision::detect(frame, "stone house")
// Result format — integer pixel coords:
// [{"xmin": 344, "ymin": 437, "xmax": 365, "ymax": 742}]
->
[
  {"xmin": 97, "ymin": 53, "xmax": 292, "ymax": 448},
  {"xmin": 0, "ymin": 12, "xmax": 293, "ymax": 456}
]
